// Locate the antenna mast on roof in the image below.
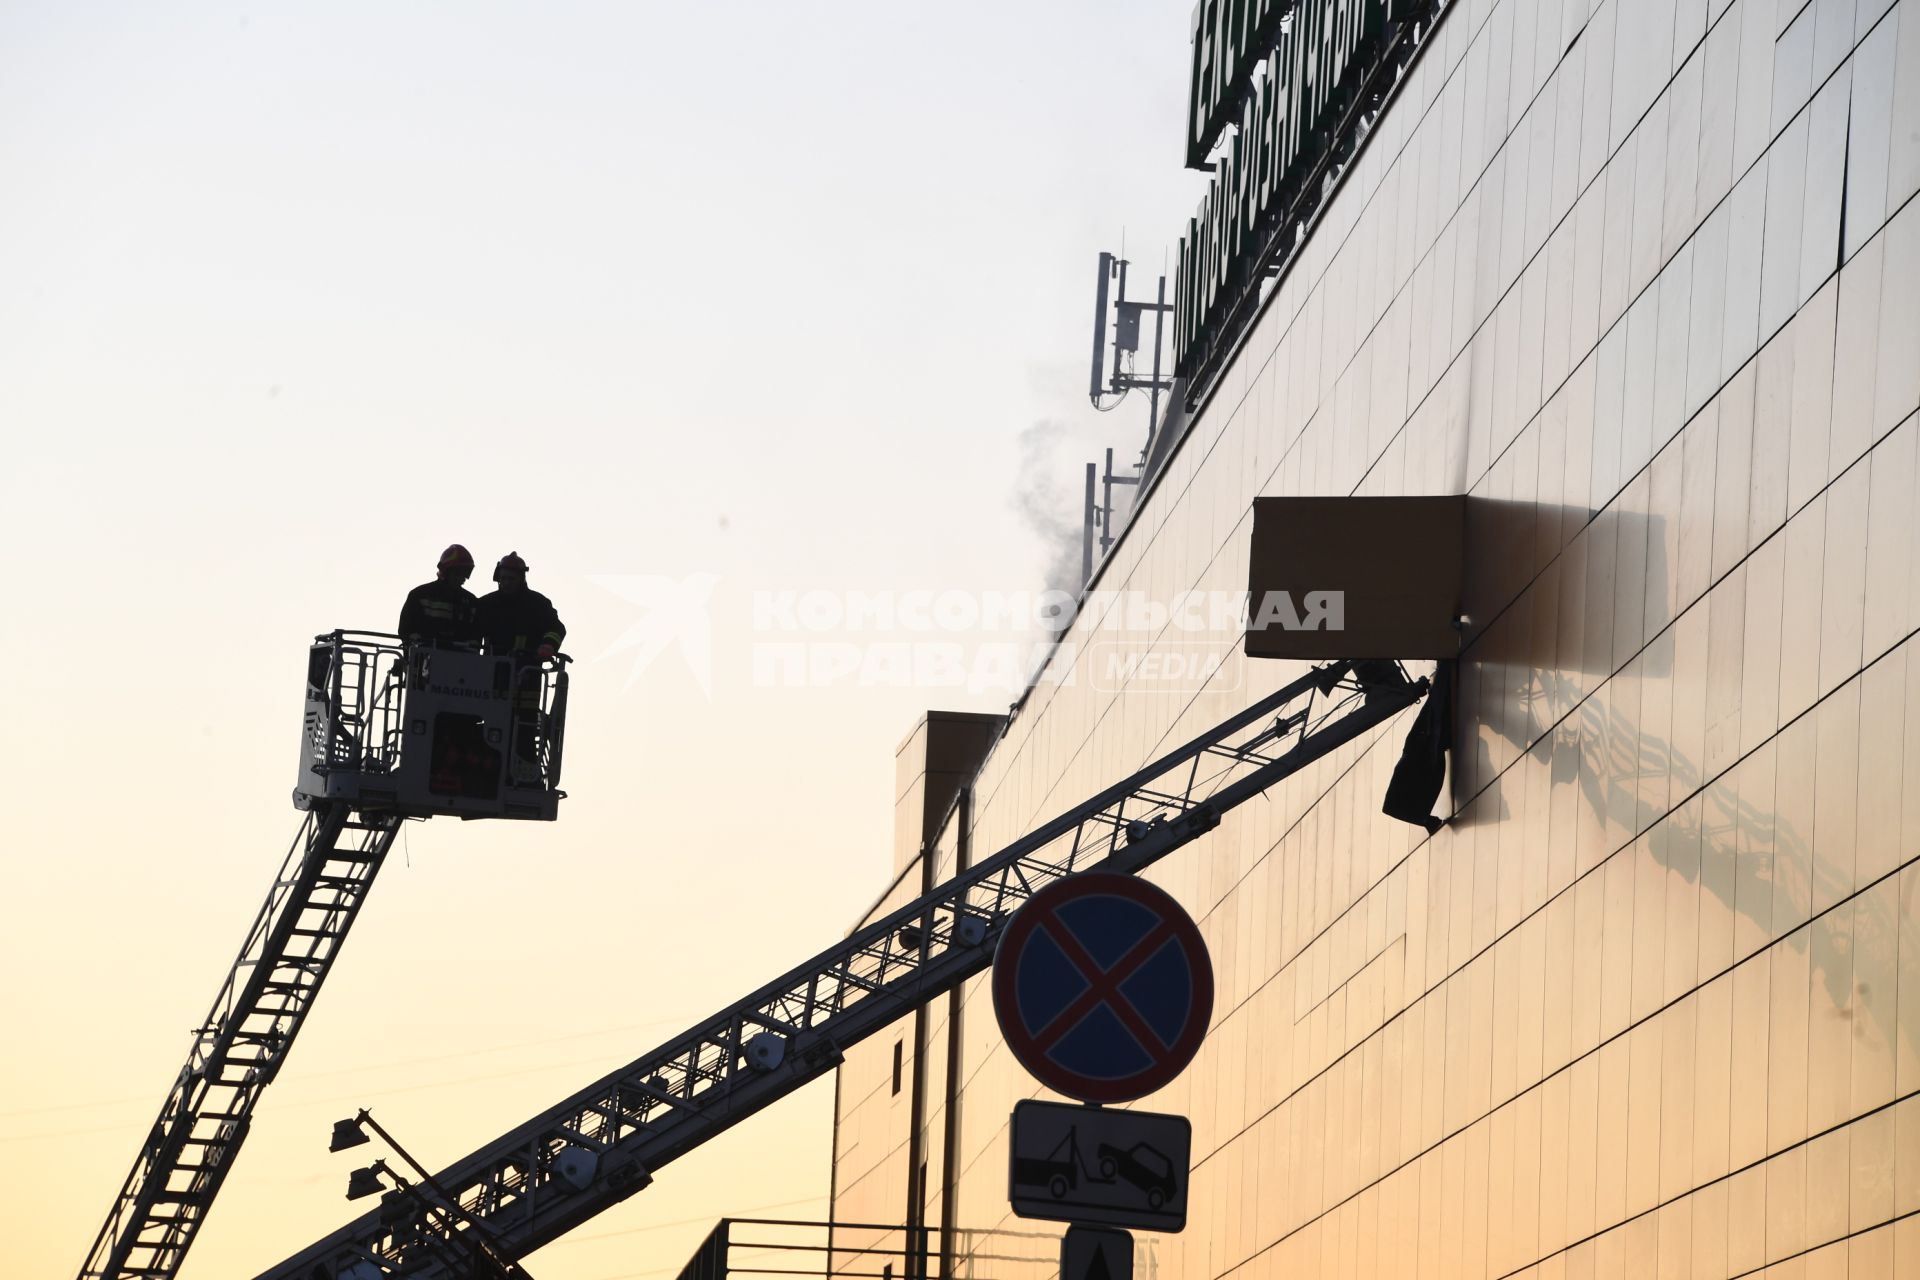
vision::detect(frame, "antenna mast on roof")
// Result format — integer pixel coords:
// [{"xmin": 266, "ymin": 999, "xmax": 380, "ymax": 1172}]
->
[
  {"xmin": 1087, "ymin": 251, "xmax": 1174, "ymax": 432},
  {"xmin": 1082, "ymin": 249, "xmax": 1175, "ymax": 584}
]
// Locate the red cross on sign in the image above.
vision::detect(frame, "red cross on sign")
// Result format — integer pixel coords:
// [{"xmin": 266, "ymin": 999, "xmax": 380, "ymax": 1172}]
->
[{"xmin": 991, "ymin": 873, "xmax": 1213, "ymax": 1103}]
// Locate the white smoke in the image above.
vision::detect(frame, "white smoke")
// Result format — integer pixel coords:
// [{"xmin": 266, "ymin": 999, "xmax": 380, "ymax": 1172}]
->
[{"xmin": 1008, "ymin": 418, "xmax": 1084, "ymax": 633}]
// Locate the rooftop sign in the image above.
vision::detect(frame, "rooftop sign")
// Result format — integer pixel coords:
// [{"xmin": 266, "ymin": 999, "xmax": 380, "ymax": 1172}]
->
[
  {"xmin": 1175, "ymin": 0, "xmax": 1433, "ymax": 386},
  {"xmin": 1184, "ymin": 0, "xmax": 1292, "ymax": 170}
]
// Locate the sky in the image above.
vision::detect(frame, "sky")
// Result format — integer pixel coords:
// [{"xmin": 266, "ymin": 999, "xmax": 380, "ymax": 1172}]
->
[{"xmin": 0, "ymin": 3, "xmax": 1203, "ymax": 1277}]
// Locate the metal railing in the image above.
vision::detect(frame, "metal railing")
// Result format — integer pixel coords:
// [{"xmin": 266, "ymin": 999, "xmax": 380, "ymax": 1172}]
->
[
  {"xmin": 677, "ymin": 1218, "xmax": 1064, "ymax": 1280},
  {"xmin": 305, "ymin": 631, "xmax": 410, "ymax": 775},
  {"xmin": 302, "ymin": 631, "xmax": 569, "ymax": 790}
]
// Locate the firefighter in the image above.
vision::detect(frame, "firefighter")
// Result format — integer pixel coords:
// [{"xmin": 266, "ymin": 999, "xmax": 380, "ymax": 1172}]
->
[
  {"xmin": 398, "ymin": 544, "xmax": 480, "ymax": 649},
  {"xmin": 475, "ymin": 552, "xmax": 566, "ymax": 660},
  {"xmin": 476, "ymin": 552, "xmax": 566, "ymax": 781}
]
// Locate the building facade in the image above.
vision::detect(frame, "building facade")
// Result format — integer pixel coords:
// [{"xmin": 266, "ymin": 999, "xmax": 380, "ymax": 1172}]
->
[{"xmin": 834, "ymin": 0, "xmax": 1920, "ymax": 1275}]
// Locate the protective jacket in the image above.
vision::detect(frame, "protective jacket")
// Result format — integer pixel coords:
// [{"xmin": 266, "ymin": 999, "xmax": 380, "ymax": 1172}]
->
[
  {"xmin": 475, "ymin": 587, "xmax": 566, "ymax": 658},
  {"xmin": 398, "ymin": 579, "xmax": 479, "ymax": 648}
]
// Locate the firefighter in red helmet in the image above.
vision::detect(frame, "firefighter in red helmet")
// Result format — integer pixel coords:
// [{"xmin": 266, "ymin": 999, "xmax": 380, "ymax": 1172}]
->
[{"xmin": 397, "ymin": 544, "xmax": 481, "ymax": 649}]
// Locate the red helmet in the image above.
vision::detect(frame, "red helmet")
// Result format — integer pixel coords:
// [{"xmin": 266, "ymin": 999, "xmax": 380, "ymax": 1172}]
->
[
  {"xmin": 494, "ymin": 551, "xmax": 529, "ymax": 583},
  {"xmin": 438, "ymin": 544, "xmax": 475, "ymax": 572}
]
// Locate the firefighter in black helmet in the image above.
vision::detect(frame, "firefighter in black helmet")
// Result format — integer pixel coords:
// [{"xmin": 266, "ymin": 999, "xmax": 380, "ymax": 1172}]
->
[
  {"xmin": 398, "ymin": 544, "xmax": 481, "ymax": 649},
  {"xmin": 475, "ymin": 551, "xmax": 566, "ymax": 661},
  {"xmin": 476, "ymin": 552, "xmax": 566, "ymax": 781}
]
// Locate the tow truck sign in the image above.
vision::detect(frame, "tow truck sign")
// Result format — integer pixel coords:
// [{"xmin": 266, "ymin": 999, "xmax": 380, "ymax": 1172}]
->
[{"xmin": 1008, "ymin": 1099, "xmax": 1190, "ymax": 1231}]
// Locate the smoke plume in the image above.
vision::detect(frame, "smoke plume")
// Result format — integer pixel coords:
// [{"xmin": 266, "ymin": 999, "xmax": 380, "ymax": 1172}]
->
[{"xmin": 1009, "ymin": 418, "xmax": 1083, "ymax": 632}]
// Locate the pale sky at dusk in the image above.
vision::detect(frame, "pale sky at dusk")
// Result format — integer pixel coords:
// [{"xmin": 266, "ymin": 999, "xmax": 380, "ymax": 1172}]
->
[{"xmin": 0, "ymin": 3, "xmax": 1204, "ymax": 1276}]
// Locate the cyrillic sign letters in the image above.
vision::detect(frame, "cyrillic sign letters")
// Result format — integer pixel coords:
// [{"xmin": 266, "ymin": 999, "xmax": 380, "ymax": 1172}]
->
[{"xmin": 1175, "ymin": 0, "xmax": 1429, "ymax": 383}]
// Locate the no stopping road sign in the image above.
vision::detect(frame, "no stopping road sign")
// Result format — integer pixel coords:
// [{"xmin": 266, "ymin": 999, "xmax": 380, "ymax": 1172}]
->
[{"xmin": 991, "ymin": 872, "xmax": 1213, "ymax": 1104}]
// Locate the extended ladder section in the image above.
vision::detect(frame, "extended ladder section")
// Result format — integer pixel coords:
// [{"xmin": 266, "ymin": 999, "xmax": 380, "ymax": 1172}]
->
[
  {"xmin": 79, "ymin": 632, "xmax": 572, "ymax": 1280},
  {"xmin": 267, "ymin": 660, "xmax": 1428, "ymax": 1280},
  {"xmin": 79, "ymin": 803, "xmax": 401, "ymax": 1280}
]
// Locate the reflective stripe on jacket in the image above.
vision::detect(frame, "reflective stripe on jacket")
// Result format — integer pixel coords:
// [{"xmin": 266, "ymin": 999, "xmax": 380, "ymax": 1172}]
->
[{"xmin": 399, "ymin": 579, "xmax": 480, "ymax": 647}]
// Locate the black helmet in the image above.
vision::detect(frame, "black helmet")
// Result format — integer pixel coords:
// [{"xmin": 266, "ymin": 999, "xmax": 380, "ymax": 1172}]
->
[{"xmin": 494, "ymin": 551, "xmax": 528, "ymax": 584}]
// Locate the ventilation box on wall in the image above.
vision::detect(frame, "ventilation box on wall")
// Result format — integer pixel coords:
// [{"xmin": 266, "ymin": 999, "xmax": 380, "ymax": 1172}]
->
[{"xmin": 1244, "ymin": 495, "xmax": 1465, "ymax": 661}]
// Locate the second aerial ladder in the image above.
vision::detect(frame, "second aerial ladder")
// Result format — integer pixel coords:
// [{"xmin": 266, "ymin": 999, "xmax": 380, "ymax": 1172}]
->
[{"xmin": 266, "ymin": 659, "xmax": 1429, "ymax": 1280}]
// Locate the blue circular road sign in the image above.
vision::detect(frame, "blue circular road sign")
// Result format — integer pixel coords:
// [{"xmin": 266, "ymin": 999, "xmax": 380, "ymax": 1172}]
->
[{"xmin": 991, "ymin": 872, "xmax": 1213, "ymax": 1104}]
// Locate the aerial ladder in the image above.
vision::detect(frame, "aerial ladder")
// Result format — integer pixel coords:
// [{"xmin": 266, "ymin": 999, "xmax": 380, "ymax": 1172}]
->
[
  {"xmin": 264, "ymin": 658, "xmax": 1430, "ymax": 1280},
  {"xmin": 78, "ymin": 632, "xmax": 571, "ymax": 1280}
]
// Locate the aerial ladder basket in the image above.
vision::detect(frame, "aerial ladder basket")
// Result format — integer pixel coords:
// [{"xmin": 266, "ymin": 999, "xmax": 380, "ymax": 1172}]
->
[
  {"xmin": 265, "ymin": 659, "xmax": 1427, "ymax": 1280},
  {"xmin": 77, "ymin": 632, "xmax": 570, "ymax": 1280}
]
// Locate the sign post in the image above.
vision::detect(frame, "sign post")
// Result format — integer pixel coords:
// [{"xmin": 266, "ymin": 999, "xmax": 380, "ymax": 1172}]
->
[{"xmin": 990, "ymin": 872, "xmax": 1213, "ymax": 1277}]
